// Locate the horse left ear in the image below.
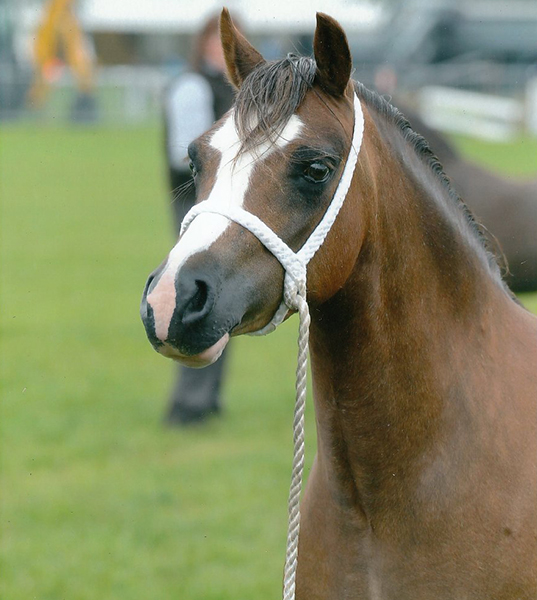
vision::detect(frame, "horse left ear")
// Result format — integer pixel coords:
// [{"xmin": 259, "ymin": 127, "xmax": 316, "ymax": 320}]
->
[
  {"xmin": 220, "ymin": 8, "xmax": 265, "ymax": 89},
  {"xmin": 313, "ymin": 13, "xmax": 352, "ymax": 97}
]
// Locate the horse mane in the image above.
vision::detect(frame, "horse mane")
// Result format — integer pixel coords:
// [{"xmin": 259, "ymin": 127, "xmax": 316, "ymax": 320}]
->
[
  {"xmin": 353, "ymin": 81, "xmax": 507, "ymax": 287},
  {"xmin": 233, "ymin": 55, "xmax": 507, "ymax": 288}
]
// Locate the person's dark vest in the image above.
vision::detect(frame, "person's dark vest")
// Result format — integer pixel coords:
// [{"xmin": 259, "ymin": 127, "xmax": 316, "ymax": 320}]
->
[{"xmin": 202, "ymin": 67, "xmax": 235, "ymax": 122}]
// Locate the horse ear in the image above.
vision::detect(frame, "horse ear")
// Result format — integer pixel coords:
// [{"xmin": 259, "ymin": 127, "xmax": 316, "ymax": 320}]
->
[
  {"xmin": 220, "ymin": 8, "xmax": 265, "ymax": 89},
  {"xmin": 313, "ymin": 13, "xmax": 352, "ymax": 97}
]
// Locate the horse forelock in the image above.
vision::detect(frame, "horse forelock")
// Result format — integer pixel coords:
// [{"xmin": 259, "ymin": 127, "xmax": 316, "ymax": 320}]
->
[{"xmin": 233, "ymin": 55, "xmax": 316, "ymax": 155}]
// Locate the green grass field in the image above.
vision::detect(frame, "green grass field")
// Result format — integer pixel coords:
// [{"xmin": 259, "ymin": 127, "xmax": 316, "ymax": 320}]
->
[{"xmin": 1, "ymin": 123, "xmax": 536, "ymax": 600}]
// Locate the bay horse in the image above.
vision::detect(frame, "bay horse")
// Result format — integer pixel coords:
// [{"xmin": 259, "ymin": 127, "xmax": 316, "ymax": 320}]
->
[{"xmin": 141, "ymin": 10, "xmax": 537, "ymax": 599}]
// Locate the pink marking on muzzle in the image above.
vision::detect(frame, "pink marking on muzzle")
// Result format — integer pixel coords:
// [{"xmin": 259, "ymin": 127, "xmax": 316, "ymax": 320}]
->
[{"xmin": 146, "ymin": 269, "xmax": 177, "ymax": 341}]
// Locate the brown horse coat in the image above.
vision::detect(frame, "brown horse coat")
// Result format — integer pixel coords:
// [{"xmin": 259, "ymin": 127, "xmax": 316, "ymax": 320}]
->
[{"xmin": 296, "ymin": 94, "xmax": 537, "ymax": 600}]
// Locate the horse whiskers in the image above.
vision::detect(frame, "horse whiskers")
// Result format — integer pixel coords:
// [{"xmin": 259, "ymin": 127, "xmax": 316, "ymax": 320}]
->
[{"xmin": 172, "ymin": 179, "xmax": 195, "ymax": 204}]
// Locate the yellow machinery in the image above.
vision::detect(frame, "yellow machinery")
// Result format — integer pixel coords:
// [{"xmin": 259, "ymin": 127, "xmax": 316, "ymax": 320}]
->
[{"xmin": 28, "ymin": 0, "xmax": 94, "ymax": 108}]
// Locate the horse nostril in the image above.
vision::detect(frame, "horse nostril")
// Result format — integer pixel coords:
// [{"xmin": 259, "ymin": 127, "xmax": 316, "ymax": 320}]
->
[
  {"xmin": 189, "ymin": 280, "xmax": 208, "ymax": 313},
  {"xmin": 180, "ymin": 276, "xmax": 215, "ymax": 326}
]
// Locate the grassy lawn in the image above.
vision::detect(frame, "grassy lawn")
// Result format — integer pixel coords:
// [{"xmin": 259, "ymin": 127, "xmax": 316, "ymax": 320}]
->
[{"xmin": 1, "ymin": 123, "xmax": 536, "ymax": 600}]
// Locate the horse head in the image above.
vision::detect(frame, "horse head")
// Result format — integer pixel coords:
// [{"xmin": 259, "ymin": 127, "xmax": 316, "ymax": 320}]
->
[{"xmin": 141, "ymin": 10, "xmax": 364, "ymax": 367}]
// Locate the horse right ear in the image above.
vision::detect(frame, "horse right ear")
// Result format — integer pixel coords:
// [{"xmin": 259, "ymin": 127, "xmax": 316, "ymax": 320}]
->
[{"xmin": 220, "ymin": 8, "xmax": 265, "ymax": 89}]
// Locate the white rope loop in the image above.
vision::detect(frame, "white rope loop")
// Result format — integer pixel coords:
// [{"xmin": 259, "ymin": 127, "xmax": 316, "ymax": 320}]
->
[
  {"xmin": 254, "ymin": 92, "xmax": 364, "ymax": 334},
  {"xmin": 296, "ymin": 96, "xmax": 364, "ymax": 267},
  {"xmin": 180, "ymin": 93, "xmax": 363, "ymax": 600},
  {"xmin": 181, "ymin": 204, "xmax": 308, "ymax": 310}
]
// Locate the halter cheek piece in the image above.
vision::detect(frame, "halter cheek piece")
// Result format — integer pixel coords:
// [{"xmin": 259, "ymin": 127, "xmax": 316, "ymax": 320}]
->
[
  {"xmin": 180, "ymin": 93, "xmax": 364, "ymax": 600},
  {"xmin": 180, "ymin": 93, "xmax": 364, "ymax": 334}
]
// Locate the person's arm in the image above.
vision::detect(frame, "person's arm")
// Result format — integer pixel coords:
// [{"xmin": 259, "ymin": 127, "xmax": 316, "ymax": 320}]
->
[{"xmin": 165, "ymin": 73, "xmax": 215, "ymax": 172}]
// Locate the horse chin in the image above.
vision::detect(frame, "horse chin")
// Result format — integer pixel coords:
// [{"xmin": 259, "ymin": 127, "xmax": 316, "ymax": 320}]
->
[{"xmin": 156, "ymin": 333, "xmax": 230, "ymax": 369}]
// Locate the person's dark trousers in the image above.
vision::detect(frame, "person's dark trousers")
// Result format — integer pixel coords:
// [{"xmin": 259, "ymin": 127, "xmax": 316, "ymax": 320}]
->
[
  {"xmin": 165, "ymin": 167, "xmax": 230, "ymax": 425},
  {"xmin": 166, "ymin": 348, "xmax": 229, "ymax": 424}
]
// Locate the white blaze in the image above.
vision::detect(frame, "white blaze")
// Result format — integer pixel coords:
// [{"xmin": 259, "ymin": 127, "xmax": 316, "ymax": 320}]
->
[{"xmin": 147, "ymin": 112, "xmax": 303, "ymax": 341}]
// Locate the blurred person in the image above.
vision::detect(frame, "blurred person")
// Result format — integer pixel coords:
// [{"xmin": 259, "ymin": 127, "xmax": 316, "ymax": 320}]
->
[
  {"xmin": 29, "ymin": 0, "xmax": 98, "ymax": 122},
  {"xmin": 162, "ymin": 14, "xmax": 235, "ymax": 425}
]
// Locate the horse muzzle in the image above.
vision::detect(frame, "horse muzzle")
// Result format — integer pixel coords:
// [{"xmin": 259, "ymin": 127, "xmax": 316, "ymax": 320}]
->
[{"xmin": 140, "ymin": 258, "xmax": 236, "ymax": 368}]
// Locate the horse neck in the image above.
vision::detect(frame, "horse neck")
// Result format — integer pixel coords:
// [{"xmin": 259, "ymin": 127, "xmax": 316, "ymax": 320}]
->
[{"xmin": 307, "ymin": 105, "xmax": 511, "ymax": 523}]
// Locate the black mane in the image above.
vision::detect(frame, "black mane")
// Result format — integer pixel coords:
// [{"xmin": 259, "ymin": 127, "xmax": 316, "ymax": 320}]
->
[{"xmin": 353, "ymin": 80, "xmax": 506, "ymax": 284}]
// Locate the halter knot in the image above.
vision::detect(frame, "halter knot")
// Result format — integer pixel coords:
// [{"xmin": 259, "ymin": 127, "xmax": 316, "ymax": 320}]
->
[{"xmin": 283, "ymin": 272, "xmax": 307, "ymax": 311}]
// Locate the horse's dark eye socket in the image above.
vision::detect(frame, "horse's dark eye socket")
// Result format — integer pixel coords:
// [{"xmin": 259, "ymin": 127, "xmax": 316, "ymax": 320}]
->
[
  {"xmin": 303, "ymin": 163, "xmax": 330, "ymax": 184},
  {"xmin": 189, "ymin": 161, "xmax": 198, "ymax": 177}
]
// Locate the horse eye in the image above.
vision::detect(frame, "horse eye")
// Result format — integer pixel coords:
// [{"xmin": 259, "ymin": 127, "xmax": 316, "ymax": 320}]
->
[
  {"xmin": 189, "ymin": 161, "xmax": 198, "ymax": 177},
  {"xmin": 303, "ymin": 162, "xmax": 330, "ymax": 184}
]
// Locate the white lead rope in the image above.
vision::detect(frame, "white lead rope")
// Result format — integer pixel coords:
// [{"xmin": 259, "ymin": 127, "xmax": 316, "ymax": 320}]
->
[
  {"xmin": 282, "ymin": 289, "xmax": 310, "ymax": 600},
  {"xmin": 181, "ymin": 94, "xmax": 364, "ymax": 600}
]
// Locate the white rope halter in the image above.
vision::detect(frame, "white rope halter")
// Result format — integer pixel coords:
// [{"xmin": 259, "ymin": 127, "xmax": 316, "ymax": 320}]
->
[{"xmin": 181, "ymin": 93, "xmax": 364, "ymax": 600}]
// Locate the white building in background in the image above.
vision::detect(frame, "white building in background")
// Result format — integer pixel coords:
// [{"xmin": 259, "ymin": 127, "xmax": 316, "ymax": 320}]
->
[
  {"xmin": 17, "ymin": 0, "xmax": 383, "ymax": 35},
  {"xmin": 77, "ymin": 0, "xmax": 384, "ymax": 34}
]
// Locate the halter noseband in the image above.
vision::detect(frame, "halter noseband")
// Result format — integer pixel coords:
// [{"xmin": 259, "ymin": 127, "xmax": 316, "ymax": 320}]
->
[{"xmin": 180, "ymin": 92, "xmax": 364, "ymax": 600}]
